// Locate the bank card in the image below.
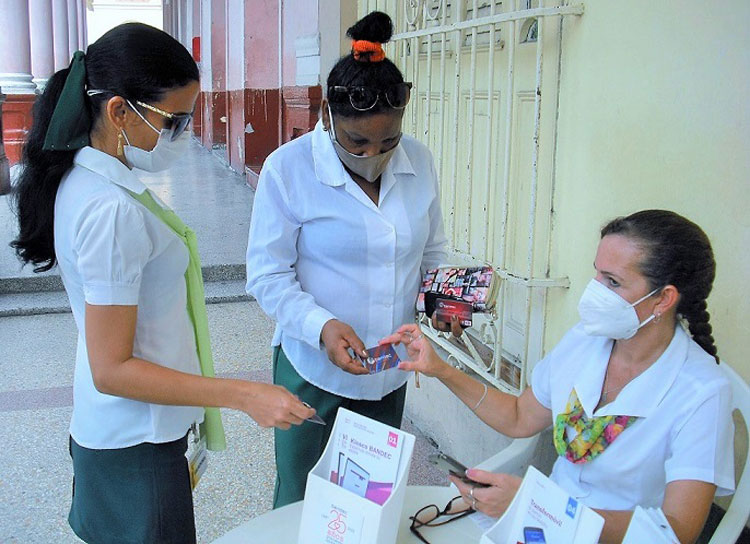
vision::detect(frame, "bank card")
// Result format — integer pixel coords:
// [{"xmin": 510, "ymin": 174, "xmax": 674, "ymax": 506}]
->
[
  {"xmin": 358, "ymin": 343, "xmax": 401, "ymax": 374},
  {"xmin": 435, "ymin": 298, "xmax": 473, "ymax": 327}
]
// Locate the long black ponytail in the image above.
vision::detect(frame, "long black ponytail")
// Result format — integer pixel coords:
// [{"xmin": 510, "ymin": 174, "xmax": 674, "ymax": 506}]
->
[
  {"xmin": 12, "ymin": 69, "xmax": 76, "ymax": 271},
  {"xmin": 11, "ymin": 23, "xmax": 198, "ymax": 272}
]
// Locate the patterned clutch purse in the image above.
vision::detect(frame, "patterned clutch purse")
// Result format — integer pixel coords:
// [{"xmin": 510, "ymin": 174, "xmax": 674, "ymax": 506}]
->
[{"xmin": 416, "ymin": 266, "xmax": 499, "ymax": 314}]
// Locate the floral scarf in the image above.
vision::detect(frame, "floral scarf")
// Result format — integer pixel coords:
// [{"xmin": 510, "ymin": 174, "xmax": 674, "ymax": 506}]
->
[{"xmin": 553, "ymin": 388, "xmax": 637, "ymax": 464}]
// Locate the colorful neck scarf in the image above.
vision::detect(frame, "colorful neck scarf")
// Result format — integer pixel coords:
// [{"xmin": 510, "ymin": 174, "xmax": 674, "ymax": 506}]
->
[
  {"xmin": 126, "ymin": 188, "xmax": 226, "ymax": 451},
  {"xmin": 553, "ymin": 388, "xmax": 636, "ymax": 464}
]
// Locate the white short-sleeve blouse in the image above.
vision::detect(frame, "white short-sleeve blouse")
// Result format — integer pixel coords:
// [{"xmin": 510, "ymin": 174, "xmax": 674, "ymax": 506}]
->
[
  {"xmin": 55, "ymin": 147, "xmax": 203, "ymax": 449},
  {"xmin": 531, "ymin": 322, "xmax": 735, "ymax": 511}
]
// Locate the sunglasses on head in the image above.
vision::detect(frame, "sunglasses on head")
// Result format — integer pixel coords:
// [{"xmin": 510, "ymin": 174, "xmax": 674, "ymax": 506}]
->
[{"xmin": 328, "ymin": 82, "xmax": 412, "ymax": 112}]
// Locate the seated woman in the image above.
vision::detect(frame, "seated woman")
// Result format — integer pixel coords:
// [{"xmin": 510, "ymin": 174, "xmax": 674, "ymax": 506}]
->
[{"xmin": 383, "ymin": 210, "xmax": 735, "ymax": 544}]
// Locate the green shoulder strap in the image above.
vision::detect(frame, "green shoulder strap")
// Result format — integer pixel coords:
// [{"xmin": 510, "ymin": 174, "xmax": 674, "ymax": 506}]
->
[{"xmin": 126, "ymin": 188, "xmax": 227, "ymax": 451}]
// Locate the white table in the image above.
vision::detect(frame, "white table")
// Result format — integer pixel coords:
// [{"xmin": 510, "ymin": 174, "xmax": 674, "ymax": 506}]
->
[{"xmin": 212, "ymin": 485, "xmax": 486, "ymax": 543}]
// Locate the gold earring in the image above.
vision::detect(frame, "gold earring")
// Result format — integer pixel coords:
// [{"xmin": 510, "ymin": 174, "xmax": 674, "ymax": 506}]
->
[{"xmin": 117, "ymin": 132, "xmax": 124, "ymax": 157}]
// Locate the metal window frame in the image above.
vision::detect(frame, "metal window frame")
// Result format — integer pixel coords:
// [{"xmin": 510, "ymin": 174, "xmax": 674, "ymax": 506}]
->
[{"xmin": 361, "ymin": 0, "xmax": 583, "ymax": 394}]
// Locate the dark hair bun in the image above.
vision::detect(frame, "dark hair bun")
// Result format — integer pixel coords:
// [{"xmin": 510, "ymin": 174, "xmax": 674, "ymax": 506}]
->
[{"xmin": 347, "ymin": 11, "xmax": 393, "ymax": 43}]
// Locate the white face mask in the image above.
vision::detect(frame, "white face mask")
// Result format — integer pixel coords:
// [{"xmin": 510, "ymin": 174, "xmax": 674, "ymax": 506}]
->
[
  {"xmin": 577, "ymin": 279, "xmax": 661, "ymax": 340},
  {"xmin": 327, "ymin": 105, "xmax": 399, "ymax": 183},
  {"xmin": 122, "ymin": 101, "xmax": 190, "ymax": 172}
]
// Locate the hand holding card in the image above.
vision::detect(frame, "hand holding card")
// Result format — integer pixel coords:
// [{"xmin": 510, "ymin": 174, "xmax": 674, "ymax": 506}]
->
[{"xmin": 357, "ymin": 343, "xmax": 401, "ymax": 374}]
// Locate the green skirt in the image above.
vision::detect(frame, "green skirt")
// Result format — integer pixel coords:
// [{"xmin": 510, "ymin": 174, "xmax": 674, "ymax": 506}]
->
[{"xmin": 68, "ymin": 434, "xmax": 196, "ymax": 544}]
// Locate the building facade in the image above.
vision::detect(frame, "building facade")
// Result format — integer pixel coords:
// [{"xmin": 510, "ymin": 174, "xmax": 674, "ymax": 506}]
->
[
  {"xmin": 0, "ymin": 0, "xmax": 88, "ymax": 165},
  {"xmin": 162, "ymin": 0, "xmax": 356, "ymax": 186}
]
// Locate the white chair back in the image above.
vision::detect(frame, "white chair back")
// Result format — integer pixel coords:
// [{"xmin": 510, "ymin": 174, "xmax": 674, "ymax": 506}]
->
[{"xmin": 708, "ymin": 362, "xmax": 750, "ymax": 544}]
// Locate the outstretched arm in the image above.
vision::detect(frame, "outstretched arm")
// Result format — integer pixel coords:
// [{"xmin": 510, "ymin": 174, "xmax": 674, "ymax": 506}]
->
[
  {"xmin": 382, "ymin": 323, "xmax": 551, "ymax": 438},
  {"xmin": 86, "ymin": 304, "xmax": 315, "ymax": 430}
]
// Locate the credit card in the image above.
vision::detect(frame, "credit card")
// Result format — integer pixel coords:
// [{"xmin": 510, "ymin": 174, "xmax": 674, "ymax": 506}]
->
[
  {"xmin": 435, "ymin": 298, "xmax": 473, "ymax": 327},
  {"xmin": 302, "ymin": 402, "xmax": 326, "ymax": 425},
  {"xmin": 358, "ymin": 343, "xmax": 401, "ymax": 374}
]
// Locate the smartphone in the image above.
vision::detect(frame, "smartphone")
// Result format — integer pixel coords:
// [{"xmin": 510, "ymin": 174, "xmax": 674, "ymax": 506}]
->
[
  {"xmin": 523, "ymin": 526, "xmax": 546, "ymax": 543},
  {"xmin": 428, "ymin": 453, "xmax": 490, "ymax": 487}
]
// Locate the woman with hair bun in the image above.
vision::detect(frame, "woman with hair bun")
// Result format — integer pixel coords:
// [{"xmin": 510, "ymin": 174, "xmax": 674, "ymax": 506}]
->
[
  {"xmin": 246, "ymin": 11, "xmax": 448, "ymax": 507},
  {"xmin": 12, "ymin": 23, "xmax": 313, "ymax": 543},
  {"xmin": 385, "ymin": 210, "xmax": 735, "ymax": 543}
]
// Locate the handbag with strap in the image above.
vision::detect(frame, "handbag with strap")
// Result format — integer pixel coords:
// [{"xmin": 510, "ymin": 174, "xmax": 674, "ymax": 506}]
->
[{"xmin": 417, "ymin": 266, "xmax": 500, "ymax": 314}]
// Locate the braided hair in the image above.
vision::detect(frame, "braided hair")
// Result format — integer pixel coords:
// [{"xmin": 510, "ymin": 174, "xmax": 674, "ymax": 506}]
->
[
  {"xmin": 601, "ymin": 210, "xmax": 719, "ymax": 363},
  {"xmin": 326, "ymin": 11, "xmax": 405, "ymax": 117}
]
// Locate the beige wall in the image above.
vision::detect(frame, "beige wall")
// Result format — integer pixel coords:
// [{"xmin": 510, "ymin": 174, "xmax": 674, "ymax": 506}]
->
[{"xmin": 545, "ymin": 1, "xmax": 750, "ymax": 386}]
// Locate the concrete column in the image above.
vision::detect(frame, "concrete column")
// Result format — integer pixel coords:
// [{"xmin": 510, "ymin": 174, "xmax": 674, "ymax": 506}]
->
[
  {"xmin": 76, "ymin": 0, "xmax": 86, "ymax": 50},
  {"xmin": 67, "ymin": 0, "xmax": 80, "ymax": 56},
  {"xmin": 52, "ymin": 0, "xmax": 70, "ymax": 70},
  {"xmin": 185, "ymin": 0, "xmax": 194, "ymax": 52},
  {"xmin": 29, "ymin": 0, "xmax": 56, "ymax": 92},
  {"xmin": 0, "ymin": 93, "xmax": 11, "ymax": 195},
  {"xmin": 0, "ymin": 0, "xmax": 37, "ymax": 94},
  {"xmin": 163, "ymin": 0, "xmax": 173, "ymax": 35},
  {"xmin": 80, "ymin": 0, "xmax": 87, "ymax": 49}
]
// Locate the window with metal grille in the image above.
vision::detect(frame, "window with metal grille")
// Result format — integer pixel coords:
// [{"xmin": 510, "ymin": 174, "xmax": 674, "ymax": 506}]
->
[{"xmin": 358, "ymin": 0, "xmax": 582, "ymax": 393}]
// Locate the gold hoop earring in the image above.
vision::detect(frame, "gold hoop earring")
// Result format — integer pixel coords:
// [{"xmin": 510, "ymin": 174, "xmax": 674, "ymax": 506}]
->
[{"xmin": 117, "ymin": 132, "xmax": 125, "ymax": 157}]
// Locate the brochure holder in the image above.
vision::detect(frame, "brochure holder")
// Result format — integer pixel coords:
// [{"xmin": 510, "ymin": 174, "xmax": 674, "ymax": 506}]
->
[
  {"xmin": 480, "ymin": 466, "xmax": 604, "ymax": 544},
  {"xmin": 298, "ymin": 408, "xmax": 415, "ymax": 544}
]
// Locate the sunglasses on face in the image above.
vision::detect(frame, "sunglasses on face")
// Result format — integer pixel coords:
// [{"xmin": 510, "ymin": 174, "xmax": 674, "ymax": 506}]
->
[
  {"xmin": 328, "ymin": 82, "xmax": 412, "ymax": 111},
  {"xmin": 86, "ymin": 89, "xmax": 193, "ymax": 142},
  {"xmin": 134, "ymin": 100, "xmax": 194, "ymax": 142}
]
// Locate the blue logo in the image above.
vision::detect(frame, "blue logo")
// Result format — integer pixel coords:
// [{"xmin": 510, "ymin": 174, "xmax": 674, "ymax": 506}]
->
[{"xmin": 566, "ymin": 497, "xmax": 578, "ymax": 519}]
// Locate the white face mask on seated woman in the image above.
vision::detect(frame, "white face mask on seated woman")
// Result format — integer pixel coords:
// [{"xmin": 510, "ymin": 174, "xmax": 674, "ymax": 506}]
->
[{"xmin": 577, "ymin": 279, "xmax": 661, "ymax": 340}]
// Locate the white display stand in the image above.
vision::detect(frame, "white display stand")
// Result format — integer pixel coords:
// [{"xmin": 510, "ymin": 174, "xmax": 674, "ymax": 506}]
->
[
  {"xmin": 480, "ymin": 466, "xmax": 604, "ymax": 544},
  {"xmin": 298, "ymin": 408, "xmax": 416, "ymax": 544}
]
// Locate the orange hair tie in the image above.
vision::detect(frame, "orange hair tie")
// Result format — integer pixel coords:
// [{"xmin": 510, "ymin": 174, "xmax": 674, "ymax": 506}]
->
[{"xmin": 351, "ymin": 40, "xmax": 386, "ymax": 62}]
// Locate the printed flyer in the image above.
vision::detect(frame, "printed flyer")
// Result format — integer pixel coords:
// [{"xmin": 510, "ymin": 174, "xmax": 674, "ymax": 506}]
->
[
  {"xmin": 481, "ymin": 466, "xmax": 604, "ymax": 544},
  {"xmin": 328, "ymin": 411, "xmax": 404, "ymax": 505}
]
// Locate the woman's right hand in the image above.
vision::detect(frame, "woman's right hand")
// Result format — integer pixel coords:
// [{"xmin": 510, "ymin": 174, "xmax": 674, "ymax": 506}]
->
[
  {"xmin": 320, "ymin": 319, "xmax": 370, "ymax": 375},
  {"xmin": 379, "ymin": 324, "xmax": 450, "ymax": 379},
  {"xmin": 237, "ymin": 382, "xmax": 316, "ymax": 430}
]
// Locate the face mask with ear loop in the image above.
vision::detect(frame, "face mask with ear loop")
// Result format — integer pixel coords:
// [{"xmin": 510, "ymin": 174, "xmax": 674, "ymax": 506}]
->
[
  {"xmin": 577, "ymin": 279, "xmax": 662, "ymax": 340},
  {"xmin": 327, "ymin": 104, "xmax": 399, "ymax": 183},
  {"xmin": 121, "ymin": 99, "xmax": 191, "ymax": 172}
]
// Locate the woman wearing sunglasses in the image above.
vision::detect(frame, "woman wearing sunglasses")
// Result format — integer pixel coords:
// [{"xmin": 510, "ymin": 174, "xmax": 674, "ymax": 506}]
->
[
  {"xmin": 246, "ymin": 11, "xmax": 448, "ymax": 508},
  {"xmin": 383, "ymin": 210, "xmax": 734, "ymax": 544},
  {"xmin": 11, "ymin": 23, "xmax": 313, "ymax": 543}
]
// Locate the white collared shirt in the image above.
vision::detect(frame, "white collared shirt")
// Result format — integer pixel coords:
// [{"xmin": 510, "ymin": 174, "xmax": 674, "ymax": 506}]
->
[
  {"xmin": 55, "ymin": 147, "xmax": 203, "ymax": 449},
  {"xmin": 532, "ymin": 323, "xmax": 735, "ymax": 511},
  {"xmin": 246, "ymin": 120, "xmax": 447, "ymax": 399}
]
